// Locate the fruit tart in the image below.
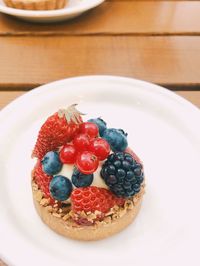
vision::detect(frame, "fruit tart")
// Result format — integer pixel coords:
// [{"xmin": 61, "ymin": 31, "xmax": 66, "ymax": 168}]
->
[
  {"xmin": 3, "ymin": 0, "xmax": 67, "ymax": 11},
  {"xmin": 32, "ymin": 104, "xmax": 145, "ymax": 240}
]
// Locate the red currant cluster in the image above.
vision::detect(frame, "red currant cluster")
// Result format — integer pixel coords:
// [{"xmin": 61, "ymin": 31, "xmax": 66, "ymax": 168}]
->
[{"xmin": 59, "ymin": 122, "xmax": 111, "ymax": 174}]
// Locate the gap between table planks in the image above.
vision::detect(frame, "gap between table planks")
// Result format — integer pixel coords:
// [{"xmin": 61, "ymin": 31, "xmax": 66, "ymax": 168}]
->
[
  {"xmin": 0, "ymin": 36, "xmax": 199, "ymax": 90},
  {"xmin": 0, "ymin": 91, "xmax": 200, "ymax": 109},
  {"xmin": 0, "ymin": 1, "xmax": 200, "ymax": 36}
]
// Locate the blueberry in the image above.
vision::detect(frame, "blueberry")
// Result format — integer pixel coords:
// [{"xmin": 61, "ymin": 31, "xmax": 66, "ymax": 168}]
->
[
  {"xmin": 117, "ymin": 129, "xmax": 128, "ymax": 137},
  {"xmin": 50, "ymin": 175, "xmax": 72, "ymax": 201},
  {"xmin": 42, "ymin": 151, "xmax": 62, "ymax": 175},
  {"xmin": 88, "ymin": 118, "xmax": 107, "ymax": 137},
  {"xmin": 102, "ymin": 128, "xmax": 128, "ymax": 152},
  {"xmin": 72, "ymin": 168, "xmax": 93, "ymax": 188}
]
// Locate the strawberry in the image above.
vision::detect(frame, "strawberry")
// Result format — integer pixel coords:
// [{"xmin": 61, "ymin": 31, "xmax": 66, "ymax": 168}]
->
[
  {"xmin": 33, "ymin": 161, "xmax": 54, "ymax": 204},
  {"xmin": 32, "ymin": 104, "xmax": 83, "ymax": 159},
  {"xmin": 71, "ymin": 186, "xmax": 125, "ymax": 214}
]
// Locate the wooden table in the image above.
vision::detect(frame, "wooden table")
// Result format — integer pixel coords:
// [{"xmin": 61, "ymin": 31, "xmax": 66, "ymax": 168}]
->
[{"xmin": 0, "ymin": 0, "xmax": 199, "ymax": 265}]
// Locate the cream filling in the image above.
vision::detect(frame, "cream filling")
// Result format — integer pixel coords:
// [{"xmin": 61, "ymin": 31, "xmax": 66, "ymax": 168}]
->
[{"xmin": 57, "ymin": 163, "xmax": 108, "ymax": 189}]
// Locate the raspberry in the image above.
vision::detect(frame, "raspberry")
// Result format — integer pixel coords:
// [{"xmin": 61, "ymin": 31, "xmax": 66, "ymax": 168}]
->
[
  {"xmin": 71, "ymin": 186, "xmax": 125, "ymax": 214},
  {"xmin": 101, "ymin": 151, "xmax": 144, "ymax": 198},
  {"xmin": 33, "ymin": 161, "xmax": 55, "ymax": 204}
]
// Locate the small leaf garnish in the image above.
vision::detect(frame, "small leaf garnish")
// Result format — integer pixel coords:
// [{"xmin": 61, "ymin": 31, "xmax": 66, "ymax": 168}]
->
[{"xmin": 58, "ymin": 104, "xmax": 85, "ymax": 124}]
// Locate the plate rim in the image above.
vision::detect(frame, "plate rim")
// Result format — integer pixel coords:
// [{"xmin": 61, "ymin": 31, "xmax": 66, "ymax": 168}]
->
[{"xmin": 0, "ymin": 75, "xmax": 199, "ymax": 121}]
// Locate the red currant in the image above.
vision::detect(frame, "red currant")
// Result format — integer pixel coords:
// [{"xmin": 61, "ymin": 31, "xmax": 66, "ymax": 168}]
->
[
  {"xmin": 89, "ymin": 138, "xmax": 110, "ymax": 161},
  {"xmin": 73, "ymin": 133, "xmax": 90, "ymax": 152},
  {"xmin": 76, "ymin": 151, "xmax": 99, "ymax": 174},
  {"xmin": 79, "ymin": 122, "xmax": 99, "ymax": 138},
  {"xmin": 59, "ymin": 144, "xmax": 77, "ymax": 164}
]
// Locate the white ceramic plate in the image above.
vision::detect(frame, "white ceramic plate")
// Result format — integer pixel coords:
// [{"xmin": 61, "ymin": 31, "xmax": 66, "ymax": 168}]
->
[
  {"xmin": 0, "ymin": 0, "xmax": 104, "ymax": 22},
  {"xmin": 0, "ymin": 76, "xmax": 200, "ymax": 266}
]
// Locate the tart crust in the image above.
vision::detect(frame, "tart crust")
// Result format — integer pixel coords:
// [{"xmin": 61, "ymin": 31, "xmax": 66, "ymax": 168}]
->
[
  {"xmin": 32, "ymin": 180, "xmax": 144, "ymax": 241},
  {"xmin": 4, "ymin": 0, "xmax": 67, "ymax": 10}
]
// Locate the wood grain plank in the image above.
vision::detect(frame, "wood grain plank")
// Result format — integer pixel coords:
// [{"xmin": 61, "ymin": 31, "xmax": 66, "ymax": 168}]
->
[
  {"xmin": 176, "ymin": 91, "xmax": 200, "ymax": 108},
  {"xmin": 0, "ymin": 36, "xmax": 200, "ymax": 89},
  {"xmin": 0, "ymin": 2, "xmax": 200, "ymax": 36},
  {"xmin": 0, "ymin": 91, "xmax": 200, "ymax": 110},
  {"xmin": 0, "ymin": 91, "xmax": 24, "ymax": 109}
]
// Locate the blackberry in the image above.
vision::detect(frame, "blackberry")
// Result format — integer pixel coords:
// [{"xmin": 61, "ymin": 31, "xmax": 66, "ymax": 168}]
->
[{"xmin": 100, "ymin": 152, "xmax": 144, "ymax": 197}]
